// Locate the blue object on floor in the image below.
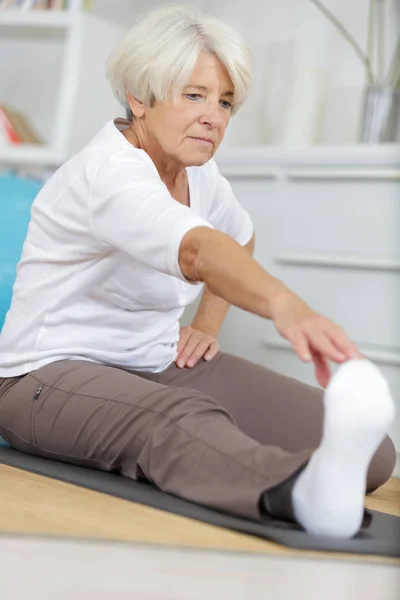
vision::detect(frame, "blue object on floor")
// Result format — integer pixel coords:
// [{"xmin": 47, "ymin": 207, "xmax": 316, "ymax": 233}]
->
[
  {"xmin": 0, "ymin": 171, "xmax": 43, "ymax": 331},
  {"xmin": 0, "ymin": 171, "xmax": 43, "ymax": 446}
]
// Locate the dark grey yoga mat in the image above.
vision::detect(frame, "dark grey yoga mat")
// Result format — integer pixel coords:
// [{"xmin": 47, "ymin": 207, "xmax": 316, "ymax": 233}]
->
[{"xmin": 1, "ymin": 446, "xmax": 399, "ymax": 558}]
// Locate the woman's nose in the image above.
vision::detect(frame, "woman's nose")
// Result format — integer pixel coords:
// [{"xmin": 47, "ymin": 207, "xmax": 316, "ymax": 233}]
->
[{"xmin": 199, "ymin": 102, "xmax": 224, "ymax": 128}]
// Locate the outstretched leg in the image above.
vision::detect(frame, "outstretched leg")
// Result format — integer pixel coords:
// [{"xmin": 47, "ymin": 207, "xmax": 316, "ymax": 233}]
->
[
  {"xmin": 159, "ymin": 354, "xmax": 396, "ymax": 538},
  {"xmin": 158, "ymin": 353, "xmax": 396, "ymax": 493}
]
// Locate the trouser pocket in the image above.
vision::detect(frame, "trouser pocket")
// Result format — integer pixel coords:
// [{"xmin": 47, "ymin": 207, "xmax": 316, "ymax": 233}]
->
[
  {"xmin": 30, "ymin": 383, "xmax": 45, "ymax": 447},
  {"xmin": 0, "ymin": 375, "xmax": 44, "ymax": 450}
]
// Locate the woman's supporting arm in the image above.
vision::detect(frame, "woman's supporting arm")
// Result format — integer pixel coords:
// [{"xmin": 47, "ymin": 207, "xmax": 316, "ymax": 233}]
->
[{"xmin": 191, "ymin": 233, "xmax": 256, "ymax": 337}]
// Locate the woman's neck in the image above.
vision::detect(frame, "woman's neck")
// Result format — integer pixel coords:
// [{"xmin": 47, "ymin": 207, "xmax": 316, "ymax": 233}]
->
[
  {"xmin": 122, "ymin": 123, "xmax": 186, "ymax": 189},
  {"xmin": 121, "ymin": 123, "xmax": 189, "ymax": 206}
]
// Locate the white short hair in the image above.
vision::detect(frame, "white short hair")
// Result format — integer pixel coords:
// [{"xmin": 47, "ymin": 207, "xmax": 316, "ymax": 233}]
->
[{"xmin": 106, "ymin": 5, "xmax": 252, "ymax": 116}]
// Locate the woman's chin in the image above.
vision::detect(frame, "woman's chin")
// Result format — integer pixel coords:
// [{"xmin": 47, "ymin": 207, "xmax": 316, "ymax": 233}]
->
[
  {"xmin": 190, "ymin": 146, "xmax": 218, "ymax": 165},
  {"xmin": 185, "ymin": 153, "xmax": 214, "ymax": 167}
]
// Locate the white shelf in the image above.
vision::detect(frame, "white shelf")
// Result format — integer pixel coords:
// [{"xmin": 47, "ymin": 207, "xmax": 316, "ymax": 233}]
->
[
  {"xmin": 216, "ymin": 144, "xmax": 400, "ymax": 179},
  {"xmin": 0, "ymin": 9, "xmax": 78, "ymax": 28},
  {"xmin": 0, "ymin": 12, "xmax": 123, "ymax": 168},
  {"xmin": 0, "ymin": 143, "xmax": 65, "ymax": 167},
  {"xmin": 217, "ymin": 144, "xmax": 400, "ymax": 167}
]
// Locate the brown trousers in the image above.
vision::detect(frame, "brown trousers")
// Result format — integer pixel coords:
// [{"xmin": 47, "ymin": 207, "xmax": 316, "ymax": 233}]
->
[{"xmin": 0, "ymin": 353, "xmax": 396, "ymax": 521}]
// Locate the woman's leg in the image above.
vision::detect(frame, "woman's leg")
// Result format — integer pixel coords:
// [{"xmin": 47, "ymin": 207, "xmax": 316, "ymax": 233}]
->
[
  {"xmin": 158, "ymin": 353, "xmax": 397, "ymax": 492},
  {"xmin": 0, "ymin": 360, "xmax": 313, "ymax": 521}
]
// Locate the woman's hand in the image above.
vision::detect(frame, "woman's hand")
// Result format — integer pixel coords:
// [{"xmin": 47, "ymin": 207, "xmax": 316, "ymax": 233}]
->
[
  {"xmin": 269, "ymin": 290, "xmax": 364, "ymax": 388},
  {"xmin": 176, "ymin": 326, "xmax": 219, "ymax": 368}
]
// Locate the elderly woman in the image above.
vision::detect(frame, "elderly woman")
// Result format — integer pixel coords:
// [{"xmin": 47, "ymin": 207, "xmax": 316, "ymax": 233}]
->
[{"xmin": 0, "ymin": 6, "xmax": 396, "ymax": 538}]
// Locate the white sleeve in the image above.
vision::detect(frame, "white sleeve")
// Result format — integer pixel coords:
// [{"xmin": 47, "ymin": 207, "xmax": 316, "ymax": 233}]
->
[
  {"xmin": 89, "ymin": 155, "xmax": 213, "ymax": 281},
  {"xmin": 205, "ymin": 159, "xmax": 254, "ymax": 246}
]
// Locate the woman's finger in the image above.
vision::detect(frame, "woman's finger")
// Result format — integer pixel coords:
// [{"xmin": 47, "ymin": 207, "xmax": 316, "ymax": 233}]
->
[
  {"xmin": 186, "ymin": 340, "xmax": 213, "ymax": 368},
  {"xmin": 177, "ymin": 328, "xmax": 192, "ymax": 355},
  {"xmin": 325, "ymin": 326, "xmax": 363, "ymax": 360},
  {"xmin": 287, "ymin": 328, "xmax": 313, "ymax": 362},
  {"xmin": 204, "ymin": 340, "xmax": 219, "ymax": 362},
  {"xmin": 177, "ymin": 338, "xmax": 202, "ymax": 367},
  {"xmin": 312, "ymin": 351, "xmax": 332, "ymax": 388},
  {"xmin": 308, "ymin": 331, "xmax": 347, "ymax": 362}
]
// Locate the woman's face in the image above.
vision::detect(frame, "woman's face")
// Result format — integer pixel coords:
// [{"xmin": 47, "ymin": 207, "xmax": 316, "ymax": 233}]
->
[{"xmin": 132, "ymin": 52, "xmax": 234, "ymax": 168}]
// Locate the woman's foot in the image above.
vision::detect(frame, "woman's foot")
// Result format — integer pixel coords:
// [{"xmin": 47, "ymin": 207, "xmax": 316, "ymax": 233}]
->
[{"xmin": 292, "ymin": 359, "xmax": 396, "ymax": 538}]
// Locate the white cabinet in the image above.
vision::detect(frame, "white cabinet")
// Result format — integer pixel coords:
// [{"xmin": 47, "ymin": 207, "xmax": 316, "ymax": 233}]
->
[{"xmin": 0, "ymin": 10, "xmax": 123, "ymax": 167}]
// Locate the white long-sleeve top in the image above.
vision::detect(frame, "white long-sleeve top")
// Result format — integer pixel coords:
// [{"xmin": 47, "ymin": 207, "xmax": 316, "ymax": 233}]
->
[{"xmin": 0, "ymin": 119, "xmax": 253, "ymax": 376}]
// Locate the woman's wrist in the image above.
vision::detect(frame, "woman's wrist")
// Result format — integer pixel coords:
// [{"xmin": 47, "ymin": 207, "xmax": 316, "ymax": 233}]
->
[
  {"xmin": 268, "ymin": 287, "xmax": 315, "ymax": 323},
  {"xmin": 190, "ymin": 319, "xmax": 221, "ymax": 338}
]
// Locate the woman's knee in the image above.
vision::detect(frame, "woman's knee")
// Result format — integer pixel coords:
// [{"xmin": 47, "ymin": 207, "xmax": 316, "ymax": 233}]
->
[{"xmin": 366, "ymin": 435, "xmax": 397, "ymax": 492}]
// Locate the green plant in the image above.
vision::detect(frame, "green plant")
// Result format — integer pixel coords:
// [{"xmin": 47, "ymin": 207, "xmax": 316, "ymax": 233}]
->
[{"xmin": 310, "ymin": 0, "xmax": 400, "ymax": 88}]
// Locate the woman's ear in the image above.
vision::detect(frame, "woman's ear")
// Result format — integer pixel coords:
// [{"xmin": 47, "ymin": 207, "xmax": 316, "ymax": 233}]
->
[{"xmin": 127, "ymin": 92, "xmax": 145, "ymax": 118}]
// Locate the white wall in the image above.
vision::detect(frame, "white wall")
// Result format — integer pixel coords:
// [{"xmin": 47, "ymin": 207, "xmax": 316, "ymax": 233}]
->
[
  {"xmin": 92, "ymin": 0, "xmax": 400, "ymax": 145},
  {"xmin": 201, "ymin": 0, "xmax": 400, "ymax": 145}
]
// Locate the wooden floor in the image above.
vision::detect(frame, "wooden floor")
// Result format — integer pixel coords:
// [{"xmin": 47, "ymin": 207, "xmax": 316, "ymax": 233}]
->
[{"xmin": 0, "ymin": 464, "xmax": 399, "ymax": 564}]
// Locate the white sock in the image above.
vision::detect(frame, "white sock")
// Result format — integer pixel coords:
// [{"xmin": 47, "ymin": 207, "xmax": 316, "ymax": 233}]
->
[{"xmin": 292, "ymin": 359, "xmax": 396, "ymax": 538}]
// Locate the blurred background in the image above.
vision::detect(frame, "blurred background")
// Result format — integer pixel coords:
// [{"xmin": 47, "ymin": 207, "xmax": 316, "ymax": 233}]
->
[
  {"xmin": 0, "ymin": 0, "xmax": 399, "ymax": 458},
  {"xmin": 93, "ymin": 0, "xmax": 400, "ymax": 146}
]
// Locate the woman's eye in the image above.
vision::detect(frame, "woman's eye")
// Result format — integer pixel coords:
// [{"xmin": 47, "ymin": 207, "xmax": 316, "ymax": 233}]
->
[
  {"xmin": 185, "ymin": 94, "xmax": 232, "ymax": 109},
  {"xmin": 220, "ymin": 100, "xmax": 233, "ymax": 109}
]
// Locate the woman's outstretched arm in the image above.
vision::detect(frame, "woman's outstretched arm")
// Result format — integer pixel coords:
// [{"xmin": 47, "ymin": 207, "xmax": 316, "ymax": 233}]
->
[
  {"xmin": 180, "ymin": 227, "xmax": 290, "ymax": 320},
  {"xmin": 179, "ymin": 226, "xmax": 362, "ymax": 387}
]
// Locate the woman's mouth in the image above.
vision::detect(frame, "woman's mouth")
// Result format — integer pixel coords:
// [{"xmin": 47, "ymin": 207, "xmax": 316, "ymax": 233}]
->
[{"xmin": 189, "ymin": 137, "xmax": 214, "ymax": 146}]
